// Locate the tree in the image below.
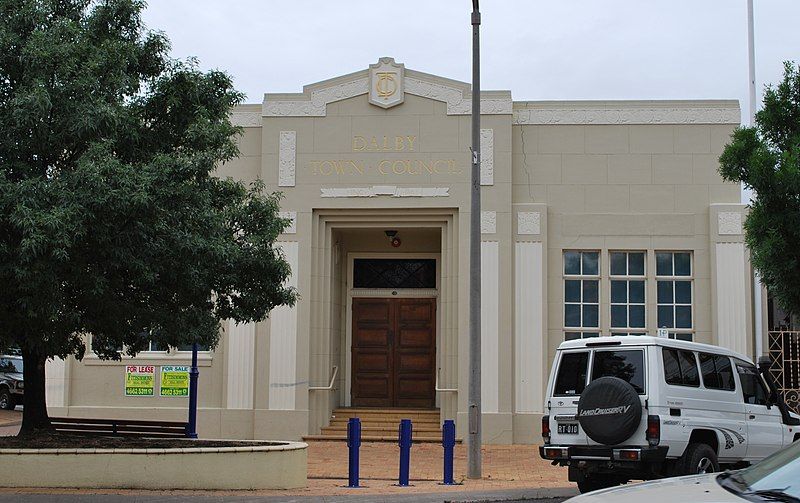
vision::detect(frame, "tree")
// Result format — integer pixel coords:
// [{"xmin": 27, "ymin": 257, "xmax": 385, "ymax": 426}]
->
[
  {"xmin": 0, "ymin": 0, "xmax": 296, "ymax": 435},
  {"xmin": 719, "ymin": 61, "xmax": 800, "ymax": 317}
]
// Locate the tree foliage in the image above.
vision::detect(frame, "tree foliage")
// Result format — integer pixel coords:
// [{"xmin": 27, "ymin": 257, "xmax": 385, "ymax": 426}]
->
[
  {"xmin": 0, "ymin": 0, "xmax": 296, "ymax": 433},
  {"xmin": 719, "ymin": 61, "xmax": 800, "ymax": 315}
]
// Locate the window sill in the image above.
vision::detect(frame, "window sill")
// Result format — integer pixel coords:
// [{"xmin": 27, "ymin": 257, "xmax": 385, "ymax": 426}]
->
[{"xmin": 82, "ymin": 352, "xmax": 213, "ymax": 367}]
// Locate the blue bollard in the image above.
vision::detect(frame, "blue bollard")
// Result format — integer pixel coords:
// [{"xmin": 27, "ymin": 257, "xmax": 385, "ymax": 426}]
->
[
  {"xmin": 398, "ymin": 419, "xmax": 413, "ymax": 486},
  {"xmin": 347, "ymin": 417, "xmax": 361, "ymax": 488},
  {"xmin": 442, "ymin": 419, "xmax": 456, "ymax": 485}
]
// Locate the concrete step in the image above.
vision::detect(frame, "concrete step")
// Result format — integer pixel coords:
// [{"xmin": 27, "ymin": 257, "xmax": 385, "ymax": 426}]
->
[
  {"xmin": 329, "ymin": 419, "xmax": 441, "ymax": 427},
  {"xmin": 303, "ymin": 434, "xmax": 460, "ymax": 443},
  {"xmin": 322, "ymin": 426, "xmax": 442, "ymax": 435}
]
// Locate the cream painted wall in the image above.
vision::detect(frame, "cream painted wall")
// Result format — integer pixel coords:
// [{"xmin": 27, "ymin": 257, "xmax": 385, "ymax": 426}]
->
[{"xmin": 57, "ymin": 62, "xmax": 749, "ymax": 445}]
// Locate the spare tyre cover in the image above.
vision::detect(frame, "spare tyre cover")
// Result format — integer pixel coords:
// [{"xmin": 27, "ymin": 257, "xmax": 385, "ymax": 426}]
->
[{"xmin": 577, "ymin": 376, "xmax": 642, "ymax": 445}]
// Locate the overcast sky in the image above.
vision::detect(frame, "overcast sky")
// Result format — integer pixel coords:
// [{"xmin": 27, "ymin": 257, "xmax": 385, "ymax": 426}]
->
[{"xmin": 142, "ymin": 1, "xmax": 799, "ymax": 124}]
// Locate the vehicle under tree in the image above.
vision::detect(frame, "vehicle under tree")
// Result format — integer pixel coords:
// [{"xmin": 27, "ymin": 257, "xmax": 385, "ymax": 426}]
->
[{"xmin": 0, "ymin": 0, "xmax": 296, "ymax": 435}]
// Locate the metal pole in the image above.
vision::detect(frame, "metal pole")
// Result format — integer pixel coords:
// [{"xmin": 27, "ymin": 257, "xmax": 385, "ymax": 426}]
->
[
  {"xmin": 347, "ymin": 417, "xmax": 361, "ymax": 487},
  {"xmin": 468, "ymin": 0, "xmax": 482, "ymax": 480},
  {"xmin": 747, "ymin": 0, "xmax": 764, "ymax": 360},
  {"xmin": 747, "ymin": 0, "xmax": 756, "ymax": 126},
  {"xmin": 442, "ymin": 419, "xmax": 456, "ymax": 485},
  {"xmin": 398, "ymin": 419, "xmax": 413, "ymax": 486},
  {"xmin": 187, "ymin": 342, "xmax": 199, "ymax": 439}
]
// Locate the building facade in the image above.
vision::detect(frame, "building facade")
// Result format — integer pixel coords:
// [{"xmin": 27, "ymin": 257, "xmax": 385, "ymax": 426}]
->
[{"xmin": 46, "ymin": 58, "xmax": 755, "ymax": 444}]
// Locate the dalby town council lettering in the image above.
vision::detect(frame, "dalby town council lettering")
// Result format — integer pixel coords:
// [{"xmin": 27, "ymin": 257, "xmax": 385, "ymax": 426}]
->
[{"xmin": 308, "ymin": 135, "xmax": 463, "ymax": 176}]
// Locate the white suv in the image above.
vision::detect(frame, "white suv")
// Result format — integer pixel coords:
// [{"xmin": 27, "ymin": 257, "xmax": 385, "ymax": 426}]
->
[{"xmin": 539, "ymin": 336, "xmax": 800, "ymax": 494}]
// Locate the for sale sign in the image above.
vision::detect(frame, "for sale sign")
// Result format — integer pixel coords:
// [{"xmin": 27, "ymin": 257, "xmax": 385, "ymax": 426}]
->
[
  {"xmin": 125, "ymin": 365, "xmax": 155, "ymax": 396},
  {"xmin": 160, "ymin": 366, "xmax": 189, "ymax": 397}
]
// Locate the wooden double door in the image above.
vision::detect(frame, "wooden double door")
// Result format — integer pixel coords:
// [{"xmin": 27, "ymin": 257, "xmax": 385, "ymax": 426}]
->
[{"xmin": 351, "ymin": 298, "xmax": 436, "ymax": 408}]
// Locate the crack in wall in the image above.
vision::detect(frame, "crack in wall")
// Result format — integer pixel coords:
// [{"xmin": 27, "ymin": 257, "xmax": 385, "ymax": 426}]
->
[{"xmin": 519, "ymin": 126, "xmax": 535, "ymax": 201}]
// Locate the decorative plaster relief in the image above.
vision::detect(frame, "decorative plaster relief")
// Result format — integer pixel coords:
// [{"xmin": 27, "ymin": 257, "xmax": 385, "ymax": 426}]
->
[
  {"xmin": 517, "ymin": 212, "xmax": 541, "ymax": 235},
  {"xmin": 480, "ymin": 129, "xmax": 494, "ymax": 185},
  {"xmin": 369, "ymin": 57, "xmax": 404, "ymax": 108},
  {"xmin": 481, "ymin": 211, "xmax": 496, "ymax": 234},
  {"xmin": 513, "ymin": 105, "xmax": 740, "ymax": 125},
  {"xmin": 320, "ymin": 186, "xmax": 449, "ymax": 198},
  {"xmin": 263, "ymin": 78, "xmax": 369, "ymax": 117},
  {"xmin": 263, "ymin": 73, "xmax": 511, "ymax": 117},
  {"xmin": 278, "ymin": 211, "xmax": 297, "ymax": 234},
  {"xmin": 718, "ymin": 212, "xmax": 743, "ymax": 235},
  {"xmin": 405, "ymin": 77, "xmax": 512, "ymax": 115},
  {"xmin": 278, "ymin": 131, "xmax": 296, "ymax": 187},
  {"xmin": 229, "ymin": 111, "xmax": 261, "ymax": 127}
]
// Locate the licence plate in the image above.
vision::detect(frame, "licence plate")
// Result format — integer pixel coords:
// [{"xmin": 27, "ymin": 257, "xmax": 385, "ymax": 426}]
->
[{"xmin": 558, "ymin": 423, "xmax": 579, "ymax": 434}]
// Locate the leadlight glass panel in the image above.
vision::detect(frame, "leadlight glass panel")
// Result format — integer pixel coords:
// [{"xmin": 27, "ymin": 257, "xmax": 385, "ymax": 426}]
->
[{"xmin": 353, "ymin": 259, "xmax": 437, "ymax": 289}]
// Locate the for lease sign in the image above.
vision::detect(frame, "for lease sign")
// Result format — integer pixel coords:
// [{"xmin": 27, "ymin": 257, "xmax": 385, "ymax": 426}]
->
[
  {"xmin": 160, "ymin": 366, "xmax": 189, "ymax": 397},
  {"xmin": 125, "ymin": 365, "xmax": 155, "ymax": 396}
]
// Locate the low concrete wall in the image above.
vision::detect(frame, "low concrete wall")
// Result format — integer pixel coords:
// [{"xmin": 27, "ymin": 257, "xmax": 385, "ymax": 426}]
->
[{"xmin": 0, "ymin": 441, "xmax": 307, "ymax": 490}]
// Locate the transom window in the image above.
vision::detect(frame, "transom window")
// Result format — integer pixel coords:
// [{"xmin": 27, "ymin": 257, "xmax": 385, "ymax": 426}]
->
[
  {"xmin": 563, "ymin": 251, "xmax": 600, "ymax": 340},
  {"xmin": 656, "ymin": 252, "xmax": 693, "ymax": 341},
  {"xmin": 610, "ymin": 251, "xmax": 646, "ymax": 335},
  {"xmin": 353, "ymin": 259, "xmax": 437, "ymax": 289}
]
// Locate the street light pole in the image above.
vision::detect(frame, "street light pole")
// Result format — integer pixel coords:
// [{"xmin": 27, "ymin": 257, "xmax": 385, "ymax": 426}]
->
[{"xmin": 468, "ymin": 0, "xmax": 482, "ymax": 480}]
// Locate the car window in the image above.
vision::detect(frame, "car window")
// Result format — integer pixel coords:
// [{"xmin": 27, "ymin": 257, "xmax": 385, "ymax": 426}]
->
[
  {"xmin": 736, "ymin": 362, "xmax": 769, "ymax": 406},
  {"xmin": 0, "ymin": 358, "xmax": 22, "ymax": 373},
  {"xmin": 738, "ymin": 438, "xmax": 800, "ymax": 498},
  {"xmin": 591, "ymin": 350, "xmax": 645, "ymax": 394},
  {"xmin": 699, "ymin": 353, "xmax": 736, "ymax": 391},
  {"xmin": 554, "ymin": 352, "xmax": 589, "ymax": 396},
  {"xmin": 663, "ymin": 348, "xmax": 700, "ymax": 387}
]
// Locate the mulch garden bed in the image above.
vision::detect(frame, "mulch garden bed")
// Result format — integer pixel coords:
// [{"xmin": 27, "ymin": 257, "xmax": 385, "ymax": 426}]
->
[{"xmin": 0, "ymin": 432, "xmax": 283, "ymax": 450}]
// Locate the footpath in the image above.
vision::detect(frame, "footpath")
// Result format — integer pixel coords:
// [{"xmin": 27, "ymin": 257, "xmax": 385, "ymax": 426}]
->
[{"xmin": 0, "ymin": 412, "xmax": 576, "ymax": 501}]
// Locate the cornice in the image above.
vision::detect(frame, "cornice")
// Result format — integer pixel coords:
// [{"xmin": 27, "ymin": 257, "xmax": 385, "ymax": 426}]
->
[{"xmin": 512, "ymin": 100, "xmax": 740, "ymax": 125}]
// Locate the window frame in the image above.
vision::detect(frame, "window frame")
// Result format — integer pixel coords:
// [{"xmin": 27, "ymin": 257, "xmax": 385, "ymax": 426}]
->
[
  {"xmin": 662, "ymin": 347, "xmax": 701, "ymax": 388},
  {"xmin": 699, "ymin": 352, "xmax": 737, "ymax": 392},
  {"xmin": 589, "ymin": 348, "xmax": 647, "ymax": 395},
  {"xmin": 655, "ymin": 251, "xmax": 694, "ymax": 341},
  {"xmin": 734, "ymin": 359, "xmax": 772, "ymax": 406},
  {"xmin": 609, "ymin": 250, "xmax": 647, "ymax": 335},
  {"xmin": 563, "ymin": 250, "xmax": 601, "ymax": 341},
  {"xmin": 553, "ymin": 350, "xmax": 591, "ymax": 397}
]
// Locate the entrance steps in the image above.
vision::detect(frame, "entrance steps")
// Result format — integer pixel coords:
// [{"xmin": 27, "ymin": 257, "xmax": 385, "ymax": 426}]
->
[{"xmin": 303, "ymin": 408, "xmax": 459, "ymax": 443}]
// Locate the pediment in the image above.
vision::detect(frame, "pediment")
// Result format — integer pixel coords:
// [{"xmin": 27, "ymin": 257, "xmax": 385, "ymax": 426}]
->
[{"xmin": 262, "ymin": 57, "xmax": 511, "ymax": 117}]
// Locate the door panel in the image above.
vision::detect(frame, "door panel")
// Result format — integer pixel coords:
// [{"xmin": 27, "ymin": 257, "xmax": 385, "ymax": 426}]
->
[
  {"xmin": 352, "ymin": 298, "xmax": 393, "ymax": 407},
  {"xmin": 351, "ymin": 298, "xmax": 435, "ymax": 408}
]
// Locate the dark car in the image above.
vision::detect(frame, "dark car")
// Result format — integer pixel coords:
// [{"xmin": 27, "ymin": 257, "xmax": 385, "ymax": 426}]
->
[{"xmin": 0, "ymin": 355, "xmax": 23, "ymax": 410}]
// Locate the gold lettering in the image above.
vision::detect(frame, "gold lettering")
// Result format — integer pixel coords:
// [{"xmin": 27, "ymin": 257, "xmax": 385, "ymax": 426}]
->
[
  {"xmin": 378, "ymin": 160, "xmax": 390, "ymax": 175},
  {"xmin": 382, "ymin": 136, "xmax": 390, "ymax": 151},
  {"xmin": 310, "ymin": 161, "xmax": 320, "ymax": 175},
  {"xmin": 392, "ymin": 160, "xmax": 408, "ymax": 175},
  {"xmin": 319, "ymin": 160, "xmax": 335, "ymax": 176},
  {"xmin": 395, "ymin": 136, "xmax": 405, "ymax": 151},
  {"xmin": 406, "ymin": 136, "xmax": 416, "ymax": 151},
  {"xmin": 370, "ymin": 137, "xmax": 380, "ymax": 151},
  {"xmin": 419, "ymin": 159, "xmax": 437, "ymax": 174},
  {"xmin": 350, "ymin": 160, "xmax": 364, "ymax": 175},
  {"xmin": 352, "ymin": 136, "xmax": 366, "ymax": 151}
]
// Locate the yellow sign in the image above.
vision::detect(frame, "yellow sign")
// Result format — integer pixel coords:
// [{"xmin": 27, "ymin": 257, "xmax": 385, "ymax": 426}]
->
[
  {"xmin": 375, "ymin": 72, "xmax": 397, "ymax": 99},
  {"xmin": 125, "ymin": 365, "xmax": 154, "ymax": 396},
  {"xmin": 160, "ymin": 366, "xmax": 189, "ymax": 397}
]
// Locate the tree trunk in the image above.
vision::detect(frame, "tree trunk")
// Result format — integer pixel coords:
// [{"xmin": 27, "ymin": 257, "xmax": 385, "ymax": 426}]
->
[{"xmin": 18, "ymin": 349, "xmax": 51, "ymax": 436}]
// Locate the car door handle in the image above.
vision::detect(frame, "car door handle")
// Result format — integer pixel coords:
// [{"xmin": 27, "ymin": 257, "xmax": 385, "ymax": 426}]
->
[{"xmin": 749, "ymin": 414, "xmax": 756, "ymax": 420}]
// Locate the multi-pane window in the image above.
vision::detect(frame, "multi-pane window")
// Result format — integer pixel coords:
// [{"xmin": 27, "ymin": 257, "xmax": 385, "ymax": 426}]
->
[
  {"xmin": 564, "ymin": 251, "xmax": 600, "ymax": 340},
  {"xmin": 610, "ymin": 251, "xmax": 646, "ymax": 336},
  {"xmin": 656, "ymin": 252, "xmax": 693, "ymax": 341}
]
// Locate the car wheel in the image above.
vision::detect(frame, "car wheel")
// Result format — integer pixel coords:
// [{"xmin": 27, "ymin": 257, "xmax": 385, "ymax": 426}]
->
[
  {"xmin": 0, "ymin": 389, "xmax": 13, "ymax": 410},
  {"xmin": 677, "ymin": 443, "xmax": 719, "ymax": 476},
  {"xmin": 577, "ymin": 477, "xmax": 621, "ymax": 494}
]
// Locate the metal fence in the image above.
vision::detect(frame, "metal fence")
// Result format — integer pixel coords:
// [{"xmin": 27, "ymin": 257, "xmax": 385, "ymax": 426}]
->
[{"xmin": 768, "ymin": 331, "xmax": 800, "ymax": 414}]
